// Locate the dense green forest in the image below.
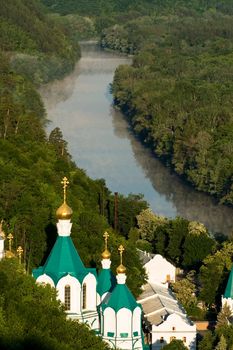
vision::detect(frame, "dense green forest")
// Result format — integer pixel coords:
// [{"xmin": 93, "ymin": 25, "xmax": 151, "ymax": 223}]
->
[
  {"xmin": 42, "ymin": 0, "xmax": 233, "ymax": 207},
  {"xmin": 0, "ymin": 259, "xmax": 110, "ymax": 350},
  {"xmin": 0, "ymin": 0, "xmax": 81, "ymax": 84},
  {"xmin": 105, "ymin": 3, "xmax": 233, "ymax": 204},
  {"xmin": 2, "ymin": 0, "xmax": 233, "ymax": 348}
]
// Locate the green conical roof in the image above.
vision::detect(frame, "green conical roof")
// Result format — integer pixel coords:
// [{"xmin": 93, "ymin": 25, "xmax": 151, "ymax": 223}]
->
[
  {"xmin": 102, "ymin": 283, "xmax": 138, "ymax": 312},
  {"xmin": 224, "ymin": 268, "xmax": 233, "ymax": 298},
  {"xmin": 97, "ymin": 269, "xmax": 116, "ymax": 297},
  {"xmin": 33, "ymin": 236, "xmax": 95, "ymax": 284}
]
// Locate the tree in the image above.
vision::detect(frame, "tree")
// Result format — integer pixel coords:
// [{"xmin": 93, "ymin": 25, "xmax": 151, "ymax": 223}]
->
[
  {"xmin": 216, "ymin": 303, "xmax": 231, "ymax": 328},
  {"xmin": 171, "ymin": 271, "xmax": 197, "ymax": 310},
  {"xmin": 162, "ymin": 339, "xmax": 188, "ymax": 350},
  {"xmin": 198, "ymin": 331, "xmax": 215, "ymax": 350},
  {"xmin": 215, "ymin": 335, "xmax": 227, "ymax": 350},
  {"xmin": 136, "ymin": 208, "xmax": 166, "ymax": 242},
  {"xmin": 0, "ymin": 258, "xmax": 110, "ymax": 350}
]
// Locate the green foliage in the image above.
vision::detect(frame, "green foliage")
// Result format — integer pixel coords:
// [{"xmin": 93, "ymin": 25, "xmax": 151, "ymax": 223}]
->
[
  {"xmin": 199, "ymin": 242, "xmax": 233, "ymax": 306},
  {"xmin": 0, "ymin": 0, "xmax": 81, "ymax": 84},
  {"xmin": 163, "ymin": 339, "xmax": 188, "ymax": 350},
  {"xmin": 0, "ymin": 53, "xmax": 146, "ymax": 294},
  {"xmin": 108, "ymin": 4, "xmax": 233, "ymax": 204},
  {"xmin": 0, "ymin": 259, "xmax": 110, "ymax": 350},
  {"xmin": 198, "ymin": 331, "xmax": 215, "ymax": 350}
]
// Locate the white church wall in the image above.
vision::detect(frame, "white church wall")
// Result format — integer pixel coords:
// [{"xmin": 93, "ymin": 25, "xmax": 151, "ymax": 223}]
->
[
  {"xmin": 82, "ymin": 273, "xmax": 97, "ymax": 310},
  {"xmin": 36, "ymin": 273, "xmax": 55, "ymax": 288},
  {"xmin": 103, "ymin": 307, "xmax": 116, "ymax": 337},
  {"xmin": 145, "ymin": 255, "xmax": 176, "ymax": 285},
  {"xmin": 133, "ymin": 307, "xmax": 142, "ymax": 336},
  {"xmin": 151, "ymin": 314, "xmax": 196, "ymax": 350},
  {"xmin": 117, "ymin": 308, "xmax": 132, "ymax": 337},
  {"xmin": 57, "ymin": 274, "xmax": 81, "ymax": 313}
]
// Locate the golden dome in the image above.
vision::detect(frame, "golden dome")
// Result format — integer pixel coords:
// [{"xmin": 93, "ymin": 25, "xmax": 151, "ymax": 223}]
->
[
  {"xmin": 56, "ymin": 202, "xmax": 73, "ymax": 220},
  {"xmin": 116, "ymin": 263, "xmax": 126, "ymax": 274},
  {"xmin": 102, "ymin": 248, "xmax": 111, "ymax": 259}
]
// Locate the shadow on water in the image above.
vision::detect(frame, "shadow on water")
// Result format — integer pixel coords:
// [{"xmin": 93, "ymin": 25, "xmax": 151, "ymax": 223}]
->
[{"xmin": 40, "ymin": 42, "xmax": 233, "ymax": 236}]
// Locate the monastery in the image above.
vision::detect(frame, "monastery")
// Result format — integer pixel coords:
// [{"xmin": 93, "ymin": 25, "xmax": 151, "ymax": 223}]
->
[{"xmin": 8, "ymin": 177, "xmax": 233, "ymax": 349}]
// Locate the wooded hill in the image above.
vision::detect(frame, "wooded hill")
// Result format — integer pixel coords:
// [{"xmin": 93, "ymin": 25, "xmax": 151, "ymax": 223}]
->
[
  {"xmin": 0, "ymin": 0, "xmax": 81, "ymax": 84},
  {"xmin": 40, "ymin": 0, "xmax": 233, "ymax": 204}
]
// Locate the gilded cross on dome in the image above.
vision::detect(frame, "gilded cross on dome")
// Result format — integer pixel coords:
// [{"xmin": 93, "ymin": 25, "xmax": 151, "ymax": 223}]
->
[
  {"xmin": 103, "ymin": 231, "xmax": 109, "ymax": 249},
  {"xmin": 61, "ymin": 177, "xmax": 69, "ymax": 203},
  {"xmin": 116, "ymin": 244, "xmax": 126, "ymax": 274},
  {"xmin": 118, "ymin": 244, "xmax": 124, "ymax": 265},
  {"xmin": 102, "ymin": 231, "xmax": 111, "ymax": 259}
]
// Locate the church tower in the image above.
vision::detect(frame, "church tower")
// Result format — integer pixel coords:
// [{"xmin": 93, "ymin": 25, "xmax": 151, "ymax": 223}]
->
[
  {"xmin": 33, "ymin": 177, "xmax": 99, "ymax": 330},
  {"xmin": 100, "ymin": 245, "xmax": 144, "ymax": 350},
  {"xmin": 97, "ymin": 231, "xmax": 116, "ymax": 305}
]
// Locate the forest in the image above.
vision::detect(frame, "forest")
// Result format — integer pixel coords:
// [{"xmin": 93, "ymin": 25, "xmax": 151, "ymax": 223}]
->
[{"xmin": 1, "ymin": 0, "xmax": 233, "ymax": 349}]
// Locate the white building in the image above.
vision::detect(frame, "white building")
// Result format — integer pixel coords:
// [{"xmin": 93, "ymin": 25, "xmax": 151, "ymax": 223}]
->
[
  {"xmin": 32, "ymin": 177, "xmax": 147, "ymax": 350},
  {"xmin": 144, "ymin": 254, "xmax": 176, "ymax": 285},
  {"xmin": 138, "ymin": 283, "xmax": 196, "ymax": 350}
]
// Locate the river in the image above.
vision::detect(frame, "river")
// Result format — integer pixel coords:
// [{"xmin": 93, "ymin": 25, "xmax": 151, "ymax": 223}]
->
[{"xmin": 40, "ymin": 42, "xmax": 233, "ymax": 236}]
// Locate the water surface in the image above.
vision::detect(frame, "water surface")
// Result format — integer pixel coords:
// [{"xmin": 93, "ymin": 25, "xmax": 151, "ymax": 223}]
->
[{"xmin": 41, "ymin": 42, "xmax": 233, "ymax": 236}]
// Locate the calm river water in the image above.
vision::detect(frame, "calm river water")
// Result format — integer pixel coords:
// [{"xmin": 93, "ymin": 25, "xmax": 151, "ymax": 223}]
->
[{"xmin": 40, "ymin": 42, "xmax": 233, "ymax": 236}]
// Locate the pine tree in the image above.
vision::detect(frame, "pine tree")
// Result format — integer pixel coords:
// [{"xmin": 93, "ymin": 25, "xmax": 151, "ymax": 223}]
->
[
  {"xmin": 216, "ymin": 303, "xmax": 231, "ymax": 328},
  {"xmin": 215, "ymin": 335, "xmax": 227, "ymax": 350}
]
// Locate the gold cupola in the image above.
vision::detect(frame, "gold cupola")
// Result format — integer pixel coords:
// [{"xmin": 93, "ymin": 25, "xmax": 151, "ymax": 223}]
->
[
  {"xmin": 116, "ymin": 244, "xmax": 126, "ymax": 274},
  {"xmin": 102, "ymin": 231, "xmax": 111, "ymax": 259},
  {"xmin": 56, "ymin": 177, "xmax": 73, "ymax": 220}
]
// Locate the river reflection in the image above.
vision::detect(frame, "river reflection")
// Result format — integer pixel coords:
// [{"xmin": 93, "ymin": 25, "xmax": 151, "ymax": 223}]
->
[{"xmin": 40, "ymin": 42, "xmax": 233, "ymax": 236}]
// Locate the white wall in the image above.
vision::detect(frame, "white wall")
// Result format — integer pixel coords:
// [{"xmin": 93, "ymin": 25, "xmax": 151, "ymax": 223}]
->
[
  {"xmin": 117, "ymin": 308, "xmax": 132, "ymax": 336},
  {"xmin": 57, "ymin": 274, "xmax": 81, "ymax": 313},
  {"xmin": 36, "ymin": 273, "xmax": 55, "ymax": 288},
  {"xmin": 145, "ymin": 255, "xmax": 176, "ymax": 285},
  {"xmin": 133, "ymin": 307, "xmax": 142, "ymax": 336},
  {"xmin": 103, "ymin": 307, "xmax": 116, "ymax": 336},
  {"xmin": 82, "ymin": 273, "xmax": 97, "ymax": 310},
  {"xmin": 151, "ymin": 313, "xmax": 196, "ymax": 350}
]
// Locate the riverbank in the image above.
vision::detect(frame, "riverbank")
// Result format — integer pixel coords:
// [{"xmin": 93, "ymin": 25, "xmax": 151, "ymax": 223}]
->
[{"xmin": 40, "ymin": 42, "xmax": 233, "ymax": 236}]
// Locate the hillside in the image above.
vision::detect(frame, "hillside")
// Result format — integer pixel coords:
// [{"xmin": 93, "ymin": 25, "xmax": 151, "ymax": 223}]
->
[{"xmin": 0, "ymin": 0, "xmax": 80, "ymax": 84}]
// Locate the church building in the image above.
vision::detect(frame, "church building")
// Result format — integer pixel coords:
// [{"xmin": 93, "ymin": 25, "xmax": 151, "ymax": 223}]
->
[{"xmin": 32, "ymin": 177, "xmax": 146, "ymax": 350}]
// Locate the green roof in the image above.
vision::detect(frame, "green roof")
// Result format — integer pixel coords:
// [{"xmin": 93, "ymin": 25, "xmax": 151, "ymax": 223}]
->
[
  {"xmin": 97, "ymin": 269, "xmax": 116, "ymax": 296},
  {"xmin": 224, "ymin": 268, "xmax": 233, "ymax": 298},
  {"xmin": 102, "ymin": 283, "xmax": 138, "ymax": 312},
  {"xmin": 33, "ymin": 236, "xmax": 96, "ymax": 284}
]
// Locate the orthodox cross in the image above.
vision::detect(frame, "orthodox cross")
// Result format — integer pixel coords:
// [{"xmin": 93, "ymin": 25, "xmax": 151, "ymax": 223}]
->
[
  {"xmin": 61, "ymin": 177, "xmax": 69, "ymax": 203},
  {"xmin": 118, "ymin": 244, "xmax": 125, "ymax": 265},
  {"xmin": 7, "ymin": 233, "xmax": 13, "ymax": 252},
  {"xmin": 17, "ymin": 246, "xmax": 23, "ymax": 264},
  {"xmin": 103, "ymin": 231, "xmax": 109, "ymax": 250}
]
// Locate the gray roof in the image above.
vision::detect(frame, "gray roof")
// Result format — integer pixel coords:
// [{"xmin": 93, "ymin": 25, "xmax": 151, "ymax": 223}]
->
[{"xmin": 138, "ymin": 283, "xmax": 192, "ymax": 326}]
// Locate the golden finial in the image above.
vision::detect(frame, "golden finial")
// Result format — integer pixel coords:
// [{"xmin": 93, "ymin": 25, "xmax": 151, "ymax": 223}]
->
[
  {"xmin": 61, "ymin": 176, "xmax": 69, "ymax": 203},
  {"xmin": 17, "ymin": 246, "xmax": 23, "ymax": 264},
  {"xmin": 116, "ymin": 244, "xmax": 126, "ymax": 274},
  {"xmin": 7, "ymin": 233, "xmax": 13, "ymax": 252},
  {"xmin": 102, "ymin": 231, "xmax": 111, "ymax": 259},
  {"xmin": 56, "ymin": 177, "xmax": 73, "ymax": 220}
]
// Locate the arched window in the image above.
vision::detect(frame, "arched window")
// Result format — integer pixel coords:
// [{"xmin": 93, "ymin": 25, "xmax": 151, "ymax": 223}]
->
[
  {"xmin": 64, "ymin": 285, "xmax": 71, "ymax": 310},
  {"xmin": 82, "ymin": 283, "xmax": 87, "ymax": 309}
]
